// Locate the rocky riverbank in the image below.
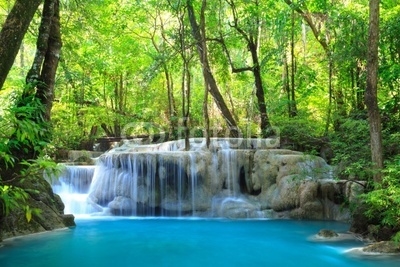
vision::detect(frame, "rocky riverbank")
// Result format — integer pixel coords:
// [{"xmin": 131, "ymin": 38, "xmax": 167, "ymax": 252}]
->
[{"xmin": 0, "ymin": 174, "xmax": 75, "ymax": 242}]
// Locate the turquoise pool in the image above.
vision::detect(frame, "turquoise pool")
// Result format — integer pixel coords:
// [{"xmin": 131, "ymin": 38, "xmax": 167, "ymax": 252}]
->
[{"xmin": 1, "ymin": 218, "xmax": 399, "ymax": 267}]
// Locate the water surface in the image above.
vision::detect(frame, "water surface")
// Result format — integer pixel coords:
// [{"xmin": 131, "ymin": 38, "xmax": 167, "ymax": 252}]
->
[{"xmin": 1, "ymin": 218, "xmax": 399, "ymax": 267}]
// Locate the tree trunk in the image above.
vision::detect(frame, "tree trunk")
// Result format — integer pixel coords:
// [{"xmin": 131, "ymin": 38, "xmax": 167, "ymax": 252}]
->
[
  {"xmin": 248, "ymin": 42, "xmax": 273, "ymax": 137},
  {"xmin": 187, "ymin": 0, "xmax": 239, "ymax": 137},
  {"xmin": 324, "ymin": 58, "xmax": 333, "ymax": 135},
  {"xmin": 0, "ymin": 0, "xmax": 43, "ymax": 90},
  {"xmin": 220, "ymin": 0, "xmax": 273, "ymax": 137},
  {"xmin": 284, "ymin": 0, "xmax": 345, "ymax": 133},
  {"xmin": 151, "ymin": 13, "xmax": 178, "ymax": 141},
  {"xmin": 283, "ymin": 54, "xmax": 291, "ymax": 116},
  {"xmin": 35, "ymin": 0, "xmax": 61, "ymax": 122},
  {"xmin": 181, "ymin": 60, "xmax": 191, "ymax": 150},
  {"xmin": 289, "ymin": 9, "xmax": 297, "ymax": 117},
  {"xmin": 0, "ymin": 0, "xmax": 61, "ymax": 180},
  {"xmin": 166, "ymin": 69, "xmax": 177, "ymax": 139},
  {"xmin": 365, "ymin": 0, "xmax": 383, "ymax": 183}
]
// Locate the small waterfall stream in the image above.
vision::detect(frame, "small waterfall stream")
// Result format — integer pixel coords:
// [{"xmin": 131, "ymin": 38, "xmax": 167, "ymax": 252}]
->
[{"xmin": 51, "ymin": 165, "xmax": 96, "ymax": 215}]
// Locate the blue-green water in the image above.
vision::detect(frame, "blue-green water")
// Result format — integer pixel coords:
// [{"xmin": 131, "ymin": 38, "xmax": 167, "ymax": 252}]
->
[{"xmin": 1, "ymin": 218, "xmax": 399, "ymax": 267}]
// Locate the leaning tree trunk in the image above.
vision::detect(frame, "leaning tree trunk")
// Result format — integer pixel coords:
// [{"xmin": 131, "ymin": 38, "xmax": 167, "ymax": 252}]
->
[
  {"xmin": 365, "ymin": 0, "xmax": 383, "ymax": 184},
  {"xmin": 0, "ymin": 0, "xmax": 43, "ymax": 90},
  {"xmin": 187, "ymin": 0, "xmax": 239, "ymax": 137}
]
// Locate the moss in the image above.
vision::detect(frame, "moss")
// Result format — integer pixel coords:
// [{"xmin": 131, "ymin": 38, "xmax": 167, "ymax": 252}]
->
[{"xmin": 0, "ymin": 174, "xmax": 74, "ymax": 241}]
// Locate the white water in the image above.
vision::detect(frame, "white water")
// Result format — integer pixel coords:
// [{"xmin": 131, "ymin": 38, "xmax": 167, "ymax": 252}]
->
[
  {"xmin": 52, "ymin": 139, "xmax": 257, "ymax": 217},
  {"xmin": 50, "ymin": 138, "xmax": 333, "ymax": 219},
  {"xmin": 51, "ymin": 165, "xmax": 96, "ymax": 214}
]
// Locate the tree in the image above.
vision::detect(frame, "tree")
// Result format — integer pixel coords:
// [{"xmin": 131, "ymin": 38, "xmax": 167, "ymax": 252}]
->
[
  {"xmin": 0, "ymin": 0, "xmax": 42, "ymax": 90},
  {"xmin": 219, "ymin": 0, "xmax": 274, "ymax": 137},
  {"xmin": 283, "ymin": 0, "xmax": 342, "ymax": 133},
  {"xmin": 186, "ymin": 0, "xmax": 239, "ymax": 137},
  {"xmin": 0, "ymin": 0, "xmax": 61, "ymax": 179},
  {"xmin": 365, "ymin": 0, "xmax": 383, "ymax": 183},
  {"xmin": 26, "ymin": 0, "xmax": 61, "ymax": 122}
]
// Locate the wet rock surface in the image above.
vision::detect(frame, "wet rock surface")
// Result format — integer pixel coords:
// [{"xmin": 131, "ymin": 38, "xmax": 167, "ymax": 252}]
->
[
  {"xmin": 363, "ymin": 241, "xmax": 400, "ymax": 254},
  {"xmin": 0, "ymin": 175, "xmax": 75, "ymax": 241},
  {"xmin": 318, "ymin": 229, "xmax": 339, "ymax": 238}
]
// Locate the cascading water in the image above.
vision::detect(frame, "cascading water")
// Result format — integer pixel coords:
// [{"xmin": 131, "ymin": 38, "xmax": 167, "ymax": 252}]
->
[
  {"xmin": 49, "ymin": 138, "xmax": 349, "ymax": 220},
  {"xmin": 51, "ymin": 165, "xmax": 96, "ymax": 214}
]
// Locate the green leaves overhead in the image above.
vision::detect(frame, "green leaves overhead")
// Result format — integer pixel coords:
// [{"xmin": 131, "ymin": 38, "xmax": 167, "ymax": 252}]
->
[{"xmin": 24, "ymin": 0, "xmax": 394, "ymax": 145}]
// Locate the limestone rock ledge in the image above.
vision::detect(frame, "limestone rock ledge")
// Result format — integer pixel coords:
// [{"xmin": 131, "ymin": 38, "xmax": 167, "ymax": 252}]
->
[
  {"xmin": 0, "ymin": 175, "xmax": 75, "ymax": 242},
  {"xmin": 87, "ymin": 139, "xmax": 363, "ymax": 220},
  {"xmin": 362, "ymin": 241, "xmax": 400, "ymax": 254},
  {"xmin": 345, "ymin": 241, "xmax": 400, "ymax": 259}
]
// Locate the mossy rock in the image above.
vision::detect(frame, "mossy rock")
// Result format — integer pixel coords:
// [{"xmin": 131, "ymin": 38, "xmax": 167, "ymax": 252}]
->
[
  {"xmin": 317, "ymin": 229, "xmax": 339, "ymax": 238},
  {"xmin": 0, "ymin": 175, "xmax": 75, "ymax": 241},
  {"xmin": 363, "ymin": 241, "xmax": 400, "ymax": 254}
]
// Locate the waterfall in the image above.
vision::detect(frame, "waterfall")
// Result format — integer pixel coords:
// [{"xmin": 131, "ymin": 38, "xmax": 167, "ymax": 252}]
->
[
  {"xmin": 88, "ymin": 153, "xmax": 159, "ymax": 216},
  {"xmin": 210, "ymin": 140, "xmax": 261, "ymax": 217},
  {"xmin": 51, "ymin": 165, "xmax": 96, "ymax": 215},
  {"xmin": 189, "ymin": 153, "xmax": 197, "ymax": 216},
  {"xmin": 50, "ymin": 138, "xmax": 264, "ymax": 217},
  {"xmin": 48, "ymin": 137, "xmax": 345, "ymax": 220}
]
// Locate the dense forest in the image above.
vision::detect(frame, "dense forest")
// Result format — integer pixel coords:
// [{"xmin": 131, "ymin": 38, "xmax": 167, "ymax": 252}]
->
[{"xmin": 0, "ymin": 0, "xmax": 400, "ymax": 241}]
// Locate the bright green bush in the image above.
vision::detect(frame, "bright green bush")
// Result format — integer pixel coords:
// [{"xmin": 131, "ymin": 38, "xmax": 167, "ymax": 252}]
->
[
  {"xmin": 329, "ymin": 118, "xmax": 372, "ymax": 180},
  {"xmin": 362, "ymin": 156, "xmax": 400, "ymax": 241},
  {"xmin": 274, "ymin": 116, "xmax": 325, "ymax": 155},
  {"xmin": 0, "ymin": 90, "xmax": 59, "ymax": 222}
]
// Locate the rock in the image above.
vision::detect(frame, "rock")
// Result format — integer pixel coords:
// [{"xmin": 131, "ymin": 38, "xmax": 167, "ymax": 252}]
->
[
  {"xmin": 211, "ymin": 196, "xmax": 262, "ymax": 218},
  {"xmin": 362, "ymin": 241, "xmax": 400, "ymax": 254},
  {"xmin": 268, "ymin": 175, "xmax": 300, "ymax": 211},
  {"xmin": 62, "ymin": 214, "xmax": 76, "ymax": 227},
  {"xmin": 0, "ymin": 175, "xmax": 75, "ymax": 241},
  {"xmin": 108, "ymin": 196, "xmax": 136, "ymax": 215},
  {"xmin": 68, "ymin": 150, "xmax": 102, "ymax": 164},
  {"xmin": 291, "ymin": 201, "xmax": 324, "ymax": 220},
  {"xmin": 317, "ymin": 229, "xmax": 339, "ymax": 238},
  {"xmin": 350, "ymin": 204, "xmax": 398, "ymax": 241}
]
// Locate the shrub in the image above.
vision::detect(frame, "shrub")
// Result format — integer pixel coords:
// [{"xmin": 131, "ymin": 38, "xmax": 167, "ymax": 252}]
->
[{"xmin": 362, "ymin": 156, "xmax": 400, "ymax": 242}]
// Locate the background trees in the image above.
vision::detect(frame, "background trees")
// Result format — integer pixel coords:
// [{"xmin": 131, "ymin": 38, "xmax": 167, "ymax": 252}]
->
[
  {"xmin": 0, "ymin": 0, "xmax": 42, "ymax": 89},
  {"xmin": 2, "ymin": 0, "xmax": 397, "ymax": 163},
  {"xmin": 1, "ymin": 0, "xmax": 400, "ymax": 239}
]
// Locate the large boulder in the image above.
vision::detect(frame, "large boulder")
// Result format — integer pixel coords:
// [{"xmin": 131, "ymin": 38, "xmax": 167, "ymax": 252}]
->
[{"xmin": 0, "ymin": 175, "xmax": 75, "ymax": 241}]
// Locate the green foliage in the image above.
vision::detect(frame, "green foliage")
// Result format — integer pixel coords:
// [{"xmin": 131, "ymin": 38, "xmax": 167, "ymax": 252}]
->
[
  {"xmin": 0, "ymin": 185, "xmax": 28, "ymax": 216},
  {"xmin": 362, "ymin": 156, "xmax": 400, "ymax": 240},
  {"xmin": 329, "ymin": 118, "xmax": 372, "ymax": 180},
  {"xmin": 383, "ymin": 132, "xmax": 400, "ymax": 159},
  {"xmin": 274, "ymin": 116, "xmax": 325, "ymax": 155},
  {"xmin": 0, "ymin": 185, "xmax": 43, "ymax": 223},
  {"xmin": 0, "ymin": 88, "xmax": 59, "ymax": 223},
  {"xmin": 7, "ymin": 89, "xmax": 50, "ymax": 149},
  {"xmin": 0, "ymin": 156, "xmax": 59, "ymax": 223},
  {"xmin": 19, "ymin": 157, "xmax": 62, "ymax": 183}
]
